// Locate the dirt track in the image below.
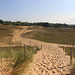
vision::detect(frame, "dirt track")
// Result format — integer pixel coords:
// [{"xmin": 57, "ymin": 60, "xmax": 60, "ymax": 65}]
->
[{"xmin": 12, "ymin": 26, "xmax": 72, "ymax": 75}]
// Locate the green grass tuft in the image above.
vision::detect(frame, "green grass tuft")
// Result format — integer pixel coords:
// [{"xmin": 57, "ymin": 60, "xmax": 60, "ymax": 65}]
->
[{"xmin": 0, "ymin": 46, "xmax": 40, "ymax": 75}]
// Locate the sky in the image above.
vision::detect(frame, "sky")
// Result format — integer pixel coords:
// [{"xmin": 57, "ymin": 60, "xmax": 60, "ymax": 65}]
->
[{"xmin": 0, "ymin": 0, "xmax": 75, "ymax": 24}]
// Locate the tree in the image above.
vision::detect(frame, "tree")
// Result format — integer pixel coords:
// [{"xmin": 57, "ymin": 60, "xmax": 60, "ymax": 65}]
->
[{"xmin": 0, "ymin": 19, "xmax": 4, "ymax": 24}]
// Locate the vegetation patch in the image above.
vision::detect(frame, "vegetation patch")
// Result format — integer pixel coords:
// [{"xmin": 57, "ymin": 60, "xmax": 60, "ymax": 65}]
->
[
  {"xmin": 60, "ymin": 46, "xmax": 75, "ymax": 58},
  {"xmin": 0, "ymin": 24, "xmax": 23, "ymax": 44},
  {"xmin": 0, "ymin": 19, "xmax": 75, "ymax": 28},
  {"xmin": 22, "ymin": 26, "xmax": 75, "ymax": 45},
  {"xmin": 60, "ymin": 46, "xmax": 75, "ymax": 75},
  {"xmin": 0, "ymin": 46, "xmax": 40, "ymax": 75}
]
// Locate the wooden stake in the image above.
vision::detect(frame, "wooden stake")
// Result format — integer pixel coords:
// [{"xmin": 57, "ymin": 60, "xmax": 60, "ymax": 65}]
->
[
  {"xmin": 29, "ymin": 41, "xmax": 31, "ymax": 46},
  {"xmin": 63, "ymin": 46, "xmax": 66, "ymax": 55},
  {"xmin": 9, "ymin": 41, "xmax": 10, "ymax": 47},
  {"xmin": 63, "ymin": 46, "xmax": 64, "ymax": 51},
  {"xmin": 67, "ymin": 46, "xmax": 68, "ymax": 49},
  {"xmin": 17, "ymin": 43, "xmax": 19, "ymax": 49},
  {"xmin": 20, "ymin": 41, "xmax": 22, "ymax": 47},
  {"xmin": 36, "ymin": 45, "xmax": 37, "ymax": 51},
  {"xmin": 70, "ymin": 45, "xmax": 72, "ymax": 65},
  {"xmin": 72, "ymin": 44, "xmax": 74, "ymax": 49},
  {"xmin": 35, "ymin": 44, "xmax": 37, "ymax": 53},
  {"xmin": 41, "ymin": 44, "xmax": 42, "ymax": 50},
  {"xmin": 24, "ymin": 44, "xmax": 26, "ymax": 58}
]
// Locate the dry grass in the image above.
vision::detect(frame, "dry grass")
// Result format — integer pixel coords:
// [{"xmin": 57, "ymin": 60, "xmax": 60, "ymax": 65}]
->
[
  {"xmin": 22, "ymin": 26, "xmax": 75, "ymax": 45},
  {"xmin": 0, "ymin": 24, "xmax": 23, "ymax": 44}
]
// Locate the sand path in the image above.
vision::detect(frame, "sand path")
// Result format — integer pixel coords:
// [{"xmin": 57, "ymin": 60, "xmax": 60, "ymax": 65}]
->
[{"xmin": 12, "ymin": 26, "xmax": 72, "ymax": 75}]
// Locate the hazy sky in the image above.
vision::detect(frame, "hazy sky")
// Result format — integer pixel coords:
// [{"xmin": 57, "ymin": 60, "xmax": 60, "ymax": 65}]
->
[{"xmin": 0, "ymin": 0, "xmax": 75, "ymax": 24}]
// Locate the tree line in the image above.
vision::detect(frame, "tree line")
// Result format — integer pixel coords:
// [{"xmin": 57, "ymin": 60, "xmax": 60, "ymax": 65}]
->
[{"xmin": 0, "ymin": 19, "xmax": 75, "ymax": 28}]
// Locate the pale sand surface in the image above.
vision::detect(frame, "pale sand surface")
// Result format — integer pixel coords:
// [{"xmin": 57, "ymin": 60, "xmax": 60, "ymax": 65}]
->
[
  {"xmin": 12, "ymin": 26, "xmax": 72, "ymax": 75},
  {"xmin": 0, "ymin": 26, "xmax": 72, "ymax": 75}
]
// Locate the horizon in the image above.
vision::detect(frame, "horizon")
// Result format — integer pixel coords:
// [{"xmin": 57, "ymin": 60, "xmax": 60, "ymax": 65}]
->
[
  {"xmin": 1, "ymin": 19, "xmax": 75, "ymax": 25},
  {"xmin": 0, "ymin": 0, "xmax": 75, "ymax": 24}
]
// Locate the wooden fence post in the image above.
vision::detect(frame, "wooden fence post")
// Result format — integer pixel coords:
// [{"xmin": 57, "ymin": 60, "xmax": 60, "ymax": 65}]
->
[
  {"xmin": 70, "ymin": 45, "xmax": 72, "ymax": 65},
  {"xmin": 41, "ymin": 44, "xmax": 42, "ymax": 50},
  {"xmin": 16, "ymin": 44, "xmax": 18, "ymax": 49},
  {"xmin": 29, "ymin": 41, "xmax": 31, "ymax": 46},
  {"xmin": 20, "ymin": 41, "xmax": 22, "ymax": 47},
  {"xmin": 72, "ymin": 44, "xmax": 74, "ymax": 49},
  {"xmin": 63, "ymin": 46, "xmax": 66, "ymax": 55},
  {"xmin": 9, "ymin": 41, "xmax": 10, "ymax": 47},
  {"xmin": 24, "ymin": 44, "xmax": 26, "ymax": 58},
  {"xmin": 36, "ymin": 45, "xmax": 37, "ymax": 51},
  {"xmin": 67, "ymin": 46, "xmax": 68, "ymax": 49},
  {"xmin": 63, "ymin": 46, "xmax": 64, "ymax": 51},
  {"xmin": 35, "ymin": 44, "xmax": 37, "ymax": 53}
]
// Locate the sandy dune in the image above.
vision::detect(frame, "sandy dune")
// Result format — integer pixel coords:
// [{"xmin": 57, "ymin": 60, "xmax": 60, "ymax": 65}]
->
[{"xmin": 12, "ymin": 26, "xmax": 72, "ymax": 75}]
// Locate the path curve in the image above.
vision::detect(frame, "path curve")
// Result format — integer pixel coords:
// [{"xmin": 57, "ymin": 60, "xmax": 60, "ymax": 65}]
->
[{"xmin": 12, "ymin": 26, "xmax": 72, "ymax": 75}]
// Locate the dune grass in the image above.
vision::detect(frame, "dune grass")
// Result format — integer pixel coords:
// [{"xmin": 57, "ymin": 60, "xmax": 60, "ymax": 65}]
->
[
  {"xmin": 0, "ymin": 46, "xmax": 40, "ymax": 75},
  {"xmin": 22, "ymin": 26, "xmax": 75, "ymax": 45}
]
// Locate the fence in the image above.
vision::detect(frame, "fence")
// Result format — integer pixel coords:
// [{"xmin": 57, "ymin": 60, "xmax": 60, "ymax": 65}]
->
[
  {"xmin": 0, "ymin": 41, "xmax": 42, "ymax": 74},
  {"xmin": 0, "ymin": 41, "xmax": 42, "ymax": 57},
  {"xmin": 63, "ymin": 45, "xmax": 75, "ymax": 65}
]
